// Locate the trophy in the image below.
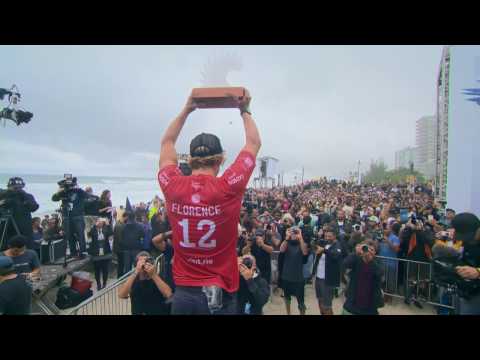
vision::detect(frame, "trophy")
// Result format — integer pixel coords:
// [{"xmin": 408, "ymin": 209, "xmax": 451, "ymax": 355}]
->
[{"xmin": 190, "ymin": 87, "xmax": 250, "ymax": 109}]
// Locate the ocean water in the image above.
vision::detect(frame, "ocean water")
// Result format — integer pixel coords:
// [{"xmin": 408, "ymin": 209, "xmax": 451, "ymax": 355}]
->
[{"xmin": 0, "ymin": 173, "xmax": 163, "ymax": 216}]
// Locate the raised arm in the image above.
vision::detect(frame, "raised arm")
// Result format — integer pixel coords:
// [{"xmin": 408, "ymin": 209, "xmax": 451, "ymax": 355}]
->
[
  {"xmin": 240, "ymin": 113, "xmax": 261, "ymax": 157},
  {"xmin": 159, "ymin": 95, "xmax": 197, "ymax": 170},
  {"xmin": 238, "ymin": 95, "xmax": 261, "ymax": 157}
]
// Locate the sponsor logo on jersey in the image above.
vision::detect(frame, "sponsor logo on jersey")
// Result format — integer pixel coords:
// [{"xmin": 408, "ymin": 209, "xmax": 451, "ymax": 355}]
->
[
  {"xmin": 244, "ymin": 157, "xmax": 254, "ymax": 168},
  {"xmin": 227, "ymin": 173, "xmax": 244, "ymax": 186},
  {"xmin": 158, "ymin": 171, "xmax": 170, "ymax": 186},
  {"xmin": 192, "ymin": 193, "xmax": 201, "ymax": 204}
]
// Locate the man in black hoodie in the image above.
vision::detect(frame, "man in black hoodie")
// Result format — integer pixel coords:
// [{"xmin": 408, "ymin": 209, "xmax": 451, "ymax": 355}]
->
[{"xmin": 236, "ymin": 254, "xmax": 270, "ymax": 315}]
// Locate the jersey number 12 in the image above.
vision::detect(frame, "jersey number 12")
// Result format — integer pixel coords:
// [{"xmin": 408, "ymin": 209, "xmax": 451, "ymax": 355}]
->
[{"xmin": 178, "ymin": 219, "xmax": 216, "ymax": 249}]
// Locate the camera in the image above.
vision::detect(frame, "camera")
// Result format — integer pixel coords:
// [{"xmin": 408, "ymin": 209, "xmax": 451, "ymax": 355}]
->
[
  {"xmin": 411, "ymin": 214, "xmax": 417, "ymax": 225},
  {"xmin": 290, "ymin": 226, "xmax": 300, "ymax": 235},
  {"xmin": 353, "ymin": 224, "xmax": 361, "ymax": 232},
  {"xmin": 143, "ymin": 257, "xmax": 155, "ymax": 267},
  {"xmin": 361, "ymin": 245, "xmax": 369, "ymax": 253},
  {"xmin": 242, "ymin": 257, "xmax": 253, "ymax": 269},
  {"xmin": 57, "ymin": 174, "xmax": 77, "ymax": 191}
]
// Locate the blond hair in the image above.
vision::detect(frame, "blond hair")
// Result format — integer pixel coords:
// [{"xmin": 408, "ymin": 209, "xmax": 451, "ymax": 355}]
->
[{"xmin": 188, "ymin": 153, "xmax": 225, "ymax": 170}]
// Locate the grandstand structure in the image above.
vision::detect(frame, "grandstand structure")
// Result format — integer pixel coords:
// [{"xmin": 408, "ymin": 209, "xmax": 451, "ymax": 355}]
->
[{"xmin": 434, "ymin": 46, "xmax": 450, "ymax": 205}]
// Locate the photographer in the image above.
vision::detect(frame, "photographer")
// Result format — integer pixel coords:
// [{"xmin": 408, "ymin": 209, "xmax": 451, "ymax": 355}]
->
[
  {"xmin": 342, "ymin": 240, "xmax": 384, "ymax": 315},
  {"xmin": 0, "ymin": 177, "xmax": 39, "ymax": 250},
  {"xmin": 312, "ymin": 227, "xmax": 345, "ymax": 315},
  {"xmin": 451, "ymin": 213, "xmax": 480, "ymax": 314},
  {"xmin": 331, "ymin": 210, "xmax": 353, "ymax": 248},
  {"xmin": 279, "ymin": 226, "xmax": 308, "ymax": 315},
  {"xmin": 237, "ymin": 254, "xmax": 270, "ymax": 315},
  {"xmin": 52, "ymin": 176, "xmax": 96, "ymax": 258},
  {"xmin": 251, "ymin": 227, "xmax": 275, "ymax": 285},
  {"xmin": 118, "ymin": 251, "xmax": 173, "ymax": 315}
]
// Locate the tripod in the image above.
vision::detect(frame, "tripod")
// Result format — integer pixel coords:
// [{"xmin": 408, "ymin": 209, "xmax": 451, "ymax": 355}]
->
[
  {"xmin": 57, "ymin": 200, "xmax": 75, "ymax": 268},
  {"xmin": 0, "ymin": 211, "xmax": 20, "ymax": 251}
]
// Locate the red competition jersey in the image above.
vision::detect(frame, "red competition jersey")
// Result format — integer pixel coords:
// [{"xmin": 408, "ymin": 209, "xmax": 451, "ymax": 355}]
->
[{"xmin": 158, "ymin": 150, "xmax": 256, "ymax": 293}]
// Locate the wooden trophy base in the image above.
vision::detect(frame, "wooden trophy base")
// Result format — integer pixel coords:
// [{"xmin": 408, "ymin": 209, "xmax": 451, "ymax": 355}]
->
[{"xmin": 191, "ymin": 87, "xmax": 250, "ymax": 109}]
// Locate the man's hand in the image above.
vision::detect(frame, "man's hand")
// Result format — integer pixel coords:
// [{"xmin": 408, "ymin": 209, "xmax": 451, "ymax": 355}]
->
[
  {"xmin": 135, "ymin": 258, "xmax": 145, "ymax": 275},
  {"xmin": 237, "ymin": 93, "xmax": 252, "ymax": 113},
  {"xmin": 183, "ymin": 94, "xmax": 198, "ymax": 114},
  {"xmin": 456, "ymin": 266, "xmax": 480, "ymax": 280},
  {"xmin": 285, "ymin": 228, "xmax": 292, "ymax": 240},
  {"xmin": 256, "ymin": 236, "xmax": 265, "ymax": 248},
  {"xmin": 144, "ymin": 263, "xmax": 156, "ymax": 278},
  {"xmin": 239, "ymin": 263, "xmax": 254, "ymax": 280},
  {"xmin": 355, "ymin": 244, "xmax": 363, "ymax": 256}
]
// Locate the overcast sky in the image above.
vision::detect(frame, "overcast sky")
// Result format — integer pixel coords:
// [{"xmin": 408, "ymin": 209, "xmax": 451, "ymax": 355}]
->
[{"xmin": 0, "ymin": 45, "xmax": 443, "ymax": 183}]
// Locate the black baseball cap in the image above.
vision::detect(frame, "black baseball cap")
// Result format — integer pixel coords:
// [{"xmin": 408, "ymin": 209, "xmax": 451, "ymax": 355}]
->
[
  {"xmin": 451, "ymin": 213, "xmax": 480, "ymax": 244},
  {"xmin": 255, "ymin": 228, "xmax": 265, "ymax": 237},
  {"xmin": 190, "ymin": 133, "xmax": 223, "ymax": 158},
  {"xmin": 7, "ymin": 177, "xmax": 25, "ymax": 189}
]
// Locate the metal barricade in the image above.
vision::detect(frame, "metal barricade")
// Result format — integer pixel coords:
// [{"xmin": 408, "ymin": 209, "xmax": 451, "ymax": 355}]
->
[
  {"xmin": 70, "ymin": 269, "xmax": 133, "ymax": 315},
  {"xmin": 376, "ymin": 255, "xmax": 457, "ymax": 311}
]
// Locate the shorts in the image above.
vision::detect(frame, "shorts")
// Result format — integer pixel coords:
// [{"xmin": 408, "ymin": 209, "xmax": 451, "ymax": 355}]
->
[
  {"xmin": 314, "ymin": 278, "xmax": 334, "ymax": 308},
  {"xmin": 282, "ymin": 280, "xmax": 305, "ymax": 310},
  {"xmin": 171, "ymin": 286, "xmax": 237, "ymax": 315}
]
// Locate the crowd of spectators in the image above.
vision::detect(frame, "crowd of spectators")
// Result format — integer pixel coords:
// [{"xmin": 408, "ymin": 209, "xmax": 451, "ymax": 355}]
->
[{"xmin": 2, "ymin": 178, "xmax": 479, "ymax": 315}]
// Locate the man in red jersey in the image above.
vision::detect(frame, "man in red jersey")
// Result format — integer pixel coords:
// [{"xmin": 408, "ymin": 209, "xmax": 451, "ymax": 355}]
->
[{"xmin": 158, "ymin": 91, "xmax": 261, "ymax": 314}]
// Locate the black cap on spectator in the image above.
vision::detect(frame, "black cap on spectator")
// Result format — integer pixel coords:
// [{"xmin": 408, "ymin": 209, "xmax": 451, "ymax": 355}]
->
[
  {"xmin": 190, "ymin": 133, "xmax": 223, "ymax": 157},
  {"xmin": 255, "ymin": 228, "xmax": 265, "ymax": 237},
  {"xmin": 451, "ymin": 213, "xmax": 480, "ymax": 244},
  {"xmin": 8, "ymin": 235, "xmax": 27, "ymax": 249}
]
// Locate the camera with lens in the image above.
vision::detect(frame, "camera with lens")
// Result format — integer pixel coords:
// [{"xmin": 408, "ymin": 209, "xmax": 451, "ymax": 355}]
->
[
  {"xmin": 242, "ymin": 257, "xmax": 253, "ymax": 269},
  {"xmin": 410, "ymin": 214, "xmax": 417, "ymax": 225},
  {"xmin": 0, "ymin": 177, "xmax": 26, "ymax": 213},
  {"xmin": 432, "ymin": 256, "xmax": 480, "ymax": 299},
  {"xmin": 143, "ymin": 256, "xmax": 155, "ymax": 268},
  {"xmin": 57, "ymin": 174, "xmax": 77, "ymax": 192},
  {"xmin": 361, "ymin": 245, "xmax": 369, "ymax": 253},
  {"xmin": 353, "ymin": 224, "xmax": 361, "ymax": 232},
  {"xmin": 290, "ymin": 226, "xmax": 300, "ymax": 235}
]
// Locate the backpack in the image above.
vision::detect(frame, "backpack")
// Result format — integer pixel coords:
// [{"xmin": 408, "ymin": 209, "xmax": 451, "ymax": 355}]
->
[{"xmin": 55, "ymin": 286, "xmax": 93, "ymax": 309}]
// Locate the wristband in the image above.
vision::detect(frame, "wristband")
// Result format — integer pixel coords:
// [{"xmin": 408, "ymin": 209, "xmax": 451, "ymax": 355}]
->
[{"xmin": 240, "ymin": 105, "xmax": 252, "ymax": 116}]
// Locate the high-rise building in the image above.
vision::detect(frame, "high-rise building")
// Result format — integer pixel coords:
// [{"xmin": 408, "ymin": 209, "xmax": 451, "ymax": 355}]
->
[
  {"xmin": 395, "ymin": 147, "xmax": 417, "ymax": 170},
  {"xmin": 415, "ymin": 116, "xmax": 436, "ymax": 179},
  {"xmin": 434, "ymin": 45, "xmax": 480, "ymax": 214}
]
